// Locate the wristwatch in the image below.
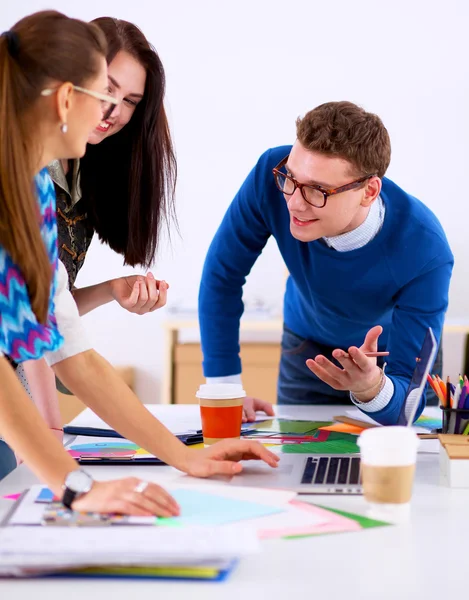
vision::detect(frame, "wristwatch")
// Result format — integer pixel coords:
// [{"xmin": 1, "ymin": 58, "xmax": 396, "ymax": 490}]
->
[{"xmin": 62, "ymin": 469, "xmax": 93, "ymax": 509}]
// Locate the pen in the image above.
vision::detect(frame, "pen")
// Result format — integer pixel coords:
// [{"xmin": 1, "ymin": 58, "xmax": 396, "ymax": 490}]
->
[{"xmin": 342, "ymin": 351, "xmax": 390, "ymax": 358}]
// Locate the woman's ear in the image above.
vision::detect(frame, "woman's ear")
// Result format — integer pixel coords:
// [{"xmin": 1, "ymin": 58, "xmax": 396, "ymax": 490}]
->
[
  {"xmin": 361, "ymin": 176, "xmax": 382, "ymax": 207},
  {"xmin": 55, "ymin": 82, "xmax": 74, "ymax": 128}
]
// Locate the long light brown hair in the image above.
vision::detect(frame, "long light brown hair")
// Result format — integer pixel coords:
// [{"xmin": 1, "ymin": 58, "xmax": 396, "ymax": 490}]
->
[{"xmin": 0, "ymin": 11, "xmax": 106, "ymax": 323}]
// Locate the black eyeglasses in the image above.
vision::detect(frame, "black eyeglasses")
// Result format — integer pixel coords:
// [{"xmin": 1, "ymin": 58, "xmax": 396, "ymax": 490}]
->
[{"xmin": 272, "ymin": 155, "xmax": 377, "ymax": 208}]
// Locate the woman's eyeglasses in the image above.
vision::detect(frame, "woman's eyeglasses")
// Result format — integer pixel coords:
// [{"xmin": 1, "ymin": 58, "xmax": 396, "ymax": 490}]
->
[{"xmin": 41, "ymin": 85, "xmax": 119, "ymax": 121}]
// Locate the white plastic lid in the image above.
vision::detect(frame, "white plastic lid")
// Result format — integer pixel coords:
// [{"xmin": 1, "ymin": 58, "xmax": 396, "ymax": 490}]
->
[
  {"xmin": 196, "ymin": 383, "xmax": 246, "ymax": 400},
  {"xmin": 358, "ymin": 426, "xmax": 419, "ymax": 466}
]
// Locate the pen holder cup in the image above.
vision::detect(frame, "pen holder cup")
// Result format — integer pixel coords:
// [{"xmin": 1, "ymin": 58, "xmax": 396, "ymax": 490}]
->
[{"xmin": 440, "ymin": 407, "xmax": 469, "ymax": 435}]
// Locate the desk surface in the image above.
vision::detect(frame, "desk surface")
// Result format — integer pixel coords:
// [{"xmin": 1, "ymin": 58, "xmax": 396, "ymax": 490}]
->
[{"xmin": 1, "ymin": 405, "xmax": 468, "ymax": 600}]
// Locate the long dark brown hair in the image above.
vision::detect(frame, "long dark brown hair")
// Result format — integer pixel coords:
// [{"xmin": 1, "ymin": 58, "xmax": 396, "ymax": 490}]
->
[
  {"xmin": 0, "ymin": 11, "xmax": 106, "ymax": 323},
  {"xmin": 80, "ymin": 18, "xmax": 177, "ymax": 268}
]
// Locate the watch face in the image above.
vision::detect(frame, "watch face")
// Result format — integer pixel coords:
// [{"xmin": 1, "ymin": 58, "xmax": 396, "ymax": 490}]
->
[{"xmin": 65, "ymin": 469, "xmax": 93, "ymax": 494}]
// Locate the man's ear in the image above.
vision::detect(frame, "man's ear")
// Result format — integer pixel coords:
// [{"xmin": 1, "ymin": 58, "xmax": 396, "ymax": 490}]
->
[
  {"xmin": 55, "ymin": 82, "xmax": 74, "ymax": 126},
  {"xmin": 361, "ymin": 176, "xmax": 382, "ymax": 207}
]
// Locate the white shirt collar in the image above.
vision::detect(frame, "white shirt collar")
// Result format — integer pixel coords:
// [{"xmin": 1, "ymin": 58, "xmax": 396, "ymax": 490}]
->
[{"xmin": 323, "ymin": 196, "xmax": 385, "ymax": 252}]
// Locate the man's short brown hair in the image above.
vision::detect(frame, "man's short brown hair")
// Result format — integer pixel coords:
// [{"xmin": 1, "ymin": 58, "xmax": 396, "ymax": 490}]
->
[{"xmin": 296, "ymin": 101, "xmax": 391, "ymax": 178}]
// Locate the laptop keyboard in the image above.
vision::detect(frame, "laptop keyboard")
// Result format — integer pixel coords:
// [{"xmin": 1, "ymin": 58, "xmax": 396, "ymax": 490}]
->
[{"xmin": 301, "ymin": 456, "xmax": 361, "ymax": 486}]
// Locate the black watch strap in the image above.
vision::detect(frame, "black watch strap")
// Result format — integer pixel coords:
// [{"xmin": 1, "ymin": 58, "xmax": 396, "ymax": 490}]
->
[{"xmin": 62, "ymin": 487, "xmax": 77, "ymax": 509}]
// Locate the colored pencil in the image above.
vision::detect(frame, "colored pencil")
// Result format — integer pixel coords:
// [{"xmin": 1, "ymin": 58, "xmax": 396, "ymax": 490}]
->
[
  {"xmin": 436, "ymin": 376, "xmax": 447, "ymax": 406},
  {"xmin": 430, "ymin": 375, "xmax": 445, "ymax": 404},
  {"xmin": 427, "ymin": 375, "xmax": 442, "ymax": 399}
]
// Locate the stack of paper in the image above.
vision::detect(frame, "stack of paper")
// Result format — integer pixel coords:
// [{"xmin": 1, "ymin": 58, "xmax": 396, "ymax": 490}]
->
[
  {"xmin": 0, "ymin": 482, "xmax": 391, "ymax": 579},
  {"xmin": 0, "ymin": 525, "xmax": 258, "ymax": 578},
  {"xmin": 67, "ymin": 405, "xmax": 202, "ymax": 436},
  {"xmin": 0, "ymin": 484, "xmax": 286, "ymax": 579}
]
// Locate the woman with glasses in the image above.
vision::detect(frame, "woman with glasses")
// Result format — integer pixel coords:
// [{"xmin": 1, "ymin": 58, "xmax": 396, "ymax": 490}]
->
[
  {"xmin": 19, "ymin": 19, "xmax": 177, "ymax": 429},
  {"xmin": 17, "ymin": 19, "xmax": 175, "ymax": 434},
  {"xmin": 21, "ymin": 17, "xmax": 274, "ymax": 433},
  {"xmin": 0, "ymin": 11, "xmax": 279, "ymax": 509}
]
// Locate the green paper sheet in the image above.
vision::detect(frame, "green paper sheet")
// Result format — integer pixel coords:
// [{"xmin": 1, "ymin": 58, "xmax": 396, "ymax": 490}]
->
[
  {"xmin": 284, "ymin": 506, "xmax": 390, "ymax": 539},
  {"xmin": 319, "ymin": 506, "xmax": 390, "ymax": 529},
  {"xmin": 247, "ymin": 419, "xmax": 332, "ymax": 434},
  {"xmin": 281, "ymin": 432, "xmax": 360, "ymax": 454}
]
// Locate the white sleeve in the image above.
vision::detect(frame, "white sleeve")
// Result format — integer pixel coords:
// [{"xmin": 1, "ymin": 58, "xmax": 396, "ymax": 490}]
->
[
  {"xmin": 350, "ymin": 375, "xmax": 395, "ymax": 412},
  {"xmin": 206, "ymin": 374, "xmax": 243, "ymax": 385},
  {"xmin": 44, "ymin": 260, "xmax": 92, "ymax": 367}
]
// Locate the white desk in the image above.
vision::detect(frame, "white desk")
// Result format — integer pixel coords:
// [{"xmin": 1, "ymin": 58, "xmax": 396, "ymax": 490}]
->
[{"xmin": 1, "ymin": 405, "xmax": 468, "ymax": 600}]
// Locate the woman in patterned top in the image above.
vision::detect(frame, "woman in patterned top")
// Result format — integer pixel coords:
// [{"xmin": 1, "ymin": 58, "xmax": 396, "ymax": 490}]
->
[
  {"xmin": 23, "ymin": 17, "xmax": 272, "ymax": 426},
  {"xmin": 0, "ymin": 10, "xmax": 280, "ymax": 511},
  {"xmin": 0, "ymin": 10, "xmax": 113, "ymax": 479},
  {"xmin": 18, "ymin": 19, "xmax": 176, "ymax": 427}
]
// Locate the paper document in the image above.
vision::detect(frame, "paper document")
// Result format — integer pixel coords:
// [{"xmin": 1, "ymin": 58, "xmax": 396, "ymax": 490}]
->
[
  {"xmin": 159, "ymin": 489, "xmax": 284, "ymax": 527},
  {"xmin": 345, "ymin": 408, "xmax": 442, "ymax": 433},
  {"xmin": 0, "ymin": 525, "xmax": 260, "ymax": 573},
  {"xmin": 68, "ymin": 405, "xmax": 202, "ymax": 435}
]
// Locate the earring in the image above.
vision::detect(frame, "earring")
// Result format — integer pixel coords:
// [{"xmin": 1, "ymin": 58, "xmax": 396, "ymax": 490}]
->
[{"xmin": 60, "ymin": 122, "xmax": 68, "ymax": 134}]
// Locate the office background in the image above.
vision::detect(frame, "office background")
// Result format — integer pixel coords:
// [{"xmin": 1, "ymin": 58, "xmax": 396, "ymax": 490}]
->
[{"xmin": 2, "ymin": 0, "xmax": 468, "ymax": 403}]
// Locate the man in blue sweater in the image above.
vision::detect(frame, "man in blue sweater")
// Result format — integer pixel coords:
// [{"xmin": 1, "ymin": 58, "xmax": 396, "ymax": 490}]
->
[{"xmin": 198, "ymin": 102, "xmax": 453, "ymax": 425}]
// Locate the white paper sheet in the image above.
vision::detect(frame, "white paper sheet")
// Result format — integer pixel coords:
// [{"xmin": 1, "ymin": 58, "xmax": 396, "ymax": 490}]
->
[
  {"xmin": 0, "ymin": 524, "xmax": 259, "ymax": 571},
  {"xmin": 7, "ymin": 486, "xmax": 46, "ymax": 525},
  {"xmin": 6, "ymin": 483, "xmax": 296, "ymax": 527},
  {"xmin": 68, "ymin": 405, "xmax": 202, "ymax": 435},
  {"xmin": 345, "ymin": 407, "xmax": 440, "ymax": 433}
]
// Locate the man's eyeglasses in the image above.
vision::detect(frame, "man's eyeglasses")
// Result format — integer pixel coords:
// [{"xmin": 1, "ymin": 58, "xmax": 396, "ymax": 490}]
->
[
  {"xmin": 272, "ymin": 155, "xmax": 377, "ymax": 208},
  {"xmin": 41, "ymin": 85, "xmax": 120, "ymax": 121}
]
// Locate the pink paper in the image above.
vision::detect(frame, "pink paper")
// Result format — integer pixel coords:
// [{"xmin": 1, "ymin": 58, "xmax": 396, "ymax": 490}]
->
[
  {"xmin": 258, "ymin": 500, "xmax": 361, "ymax": 539},
  {"xmin": 2, "ymin": 493, "xmax": 21, "ymax": 501}
]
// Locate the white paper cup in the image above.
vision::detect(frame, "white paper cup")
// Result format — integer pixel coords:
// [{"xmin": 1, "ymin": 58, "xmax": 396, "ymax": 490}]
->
[
  {"xmin": 196, "ymin": 384, "xmax": 246, "ymax": 445},
  {"xmin": 357, "ymin": 426, "xmax": 419, "ymax": 523}
]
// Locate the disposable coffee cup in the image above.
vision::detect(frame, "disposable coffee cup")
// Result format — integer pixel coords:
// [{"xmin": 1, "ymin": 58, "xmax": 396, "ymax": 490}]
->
[
  {"xmin": 357, "ymin": 426, "xmax": 419, "ymax": 523},
  {"xmin": 196, "ymin": 383, "xmax": 246, "ymax": 445}
]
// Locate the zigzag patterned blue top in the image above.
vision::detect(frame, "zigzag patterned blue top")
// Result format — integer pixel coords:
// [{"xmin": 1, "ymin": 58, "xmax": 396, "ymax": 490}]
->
[{"xmin": 0, "ymin": 169, "xmax": 64, "ymax": 362}]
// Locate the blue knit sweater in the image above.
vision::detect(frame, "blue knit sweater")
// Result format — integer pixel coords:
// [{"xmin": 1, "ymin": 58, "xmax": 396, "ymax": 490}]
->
[{"xmin": 199, "ymin": 146, "xmax": 454, "ymax": 424}]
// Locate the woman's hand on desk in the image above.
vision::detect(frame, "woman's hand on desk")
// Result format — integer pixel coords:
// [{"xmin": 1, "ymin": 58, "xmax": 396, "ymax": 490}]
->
[
  {"xmin": 242, "ymin": 397, "xmax": 275, "ymax": 422},
  {"xmin": 183, "ymin": 439, "xmax": 280, "ymax": 477},
  {"xmin": 72, "ymin": 478, "xmax": 180, "ymax": 518}
]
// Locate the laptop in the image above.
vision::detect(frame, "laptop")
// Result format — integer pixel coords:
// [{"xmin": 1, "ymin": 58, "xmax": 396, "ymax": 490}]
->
[{"xmin": 230, "ymin": 328, "xmax": 437, "ymax": 494}]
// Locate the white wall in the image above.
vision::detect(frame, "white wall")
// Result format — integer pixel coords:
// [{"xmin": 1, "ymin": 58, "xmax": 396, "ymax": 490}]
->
[{"xmin": 2, "ymin": 0, "xmax": 469, "ymax": 401}]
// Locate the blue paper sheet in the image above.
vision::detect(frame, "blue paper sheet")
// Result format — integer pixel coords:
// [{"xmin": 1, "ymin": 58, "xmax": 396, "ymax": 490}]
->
[{"xmin": 159, "ymin": 489, "xmax": 283, "ymax": 527}]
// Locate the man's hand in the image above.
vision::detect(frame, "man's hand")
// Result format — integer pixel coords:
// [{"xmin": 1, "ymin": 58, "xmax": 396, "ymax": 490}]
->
[
  {"xmin": 306, "ymin": 326, "xmax": 384, "ymax": 402},
  {"xmin": 109, "ymin": 273, "xmax": 168, "ymax": 315},
  {"xmin": 242, "ymin": 396, "xmax": 275, "ymax": 422}
]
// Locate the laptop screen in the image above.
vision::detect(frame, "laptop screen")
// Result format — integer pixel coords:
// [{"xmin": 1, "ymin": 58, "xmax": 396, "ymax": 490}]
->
[{"xmin": 397, "ymin": 328, "xmax": 438, "ymax": 426}]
